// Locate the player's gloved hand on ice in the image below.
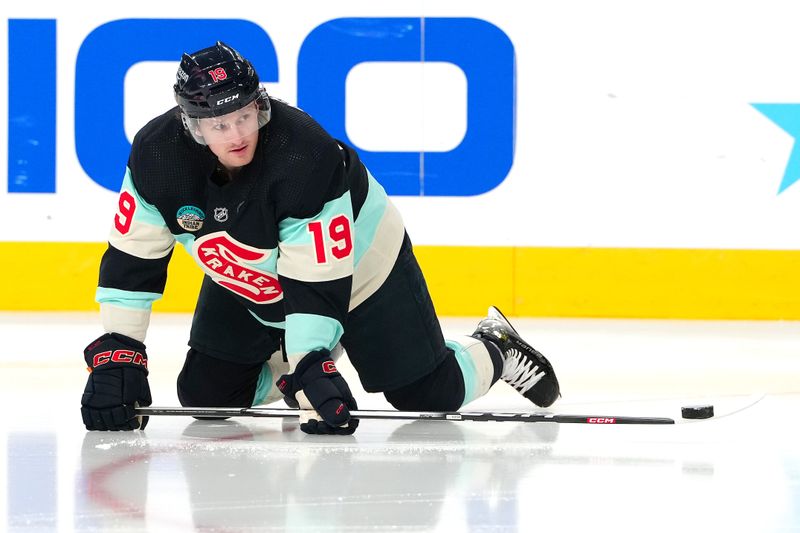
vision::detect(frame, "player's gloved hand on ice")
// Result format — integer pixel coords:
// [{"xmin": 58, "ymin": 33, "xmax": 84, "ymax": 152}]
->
[
  {"xmin": 81, "ymin": 332, "xmax": 152, "ymax": 431},
  {"xmin": 277, "ymin": 349, "xmax": 359, "ymax": 435}
]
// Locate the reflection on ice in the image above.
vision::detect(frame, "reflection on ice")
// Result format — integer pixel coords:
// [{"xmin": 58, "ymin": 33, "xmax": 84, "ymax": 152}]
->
[
  {"xmin": 74, "ymin": 419, "xmax": 563, "ymax": 531},
  {"xmin": 7, "ymin": 433, "xmax": 57, "ymax": 531},
  {"xmin": 1, "ymin": 313, "xmax": 798, "ymax": 532}
]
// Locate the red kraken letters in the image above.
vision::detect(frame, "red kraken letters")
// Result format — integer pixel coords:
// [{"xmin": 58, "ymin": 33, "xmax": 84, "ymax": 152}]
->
[{"xmin": 194, "ymin": 232, "xmax": 283, "ymax": 304}]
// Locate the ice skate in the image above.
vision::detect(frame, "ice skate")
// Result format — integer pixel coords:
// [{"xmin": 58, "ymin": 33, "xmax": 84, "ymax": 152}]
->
[{"xmin": 472, "ymin": 306, "xmax": 561, "ymax": 407}]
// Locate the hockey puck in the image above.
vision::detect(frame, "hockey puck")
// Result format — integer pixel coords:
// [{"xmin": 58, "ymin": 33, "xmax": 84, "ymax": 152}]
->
[{"xmin": 681, "ymin": 405, "xmax": 714, "ymax": 419}]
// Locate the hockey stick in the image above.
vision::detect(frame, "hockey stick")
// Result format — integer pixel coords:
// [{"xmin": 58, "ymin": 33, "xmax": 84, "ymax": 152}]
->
[{"xmin": 136, "ymin": 406, "xmax": 675, "ymax": 425}]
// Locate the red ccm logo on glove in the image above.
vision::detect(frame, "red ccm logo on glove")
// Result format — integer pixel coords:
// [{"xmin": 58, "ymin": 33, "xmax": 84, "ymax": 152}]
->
[
  {"xmin": 92, "ymin": 350, "xmax": 148, "ymax": 369},
  {"xmin": 322, "ymin": 361, "xmax": 337, "ymax": 374}
]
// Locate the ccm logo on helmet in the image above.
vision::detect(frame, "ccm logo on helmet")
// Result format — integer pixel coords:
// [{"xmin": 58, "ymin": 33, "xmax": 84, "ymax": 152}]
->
[
  {"xmin": 322, "ymin": 361, "xmax": 337, "ymax": 374},
  {"xmin": 92, "ymin": 350, "xmax": 148, "ymax": 369},
  {"xmin": 216, "ymin": 94, "xmax": 240, "ymax": 106}
]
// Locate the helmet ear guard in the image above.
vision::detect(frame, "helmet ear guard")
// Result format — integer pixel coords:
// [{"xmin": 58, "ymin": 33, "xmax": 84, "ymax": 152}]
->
[{"xmin": 180, "ymin": 112, "xmax": 203, "ymax": 142}]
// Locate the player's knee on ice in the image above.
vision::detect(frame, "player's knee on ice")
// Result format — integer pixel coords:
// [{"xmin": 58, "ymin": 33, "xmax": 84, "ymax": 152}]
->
[
  {"xmin": 177, "ymin": 349, "xmax": 265, "ymax": 417},
  {"xmin": 384, "ymin": 336, "xmax": 502, "ymax": 412},
  {"xmin": 384, "ymin": 356, "xmax": 465, "ymax": 412}
]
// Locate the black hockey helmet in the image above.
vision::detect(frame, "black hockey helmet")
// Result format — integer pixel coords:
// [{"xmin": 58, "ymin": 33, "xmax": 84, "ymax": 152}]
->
[{"xmin": 174, "ymin": 42, "xmax": 271, "ymax": 144}]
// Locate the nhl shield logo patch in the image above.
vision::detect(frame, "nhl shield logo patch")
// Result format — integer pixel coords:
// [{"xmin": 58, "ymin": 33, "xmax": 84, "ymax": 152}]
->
[
  {"xmin": 214, "ymin": 207, "xmax": 229, "ymax": 222},
  {"xmin": 176, "ymin": 206, "xmax": 205, "ymax": 232}
]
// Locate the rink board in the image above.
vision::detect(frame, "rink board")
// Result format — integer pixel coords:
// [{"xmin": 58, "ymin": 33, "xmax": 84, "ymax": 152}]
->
[{"xmin": 2, "ymin": 241, "xmax": 799, "ymax": 319}]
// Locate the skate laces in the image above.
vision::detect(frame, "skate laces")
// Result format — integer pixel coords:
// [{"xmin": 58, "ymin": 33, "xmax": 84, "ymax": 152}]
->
[{"xmin": 501, "ymin": 347, "xmax": 545, "ymax": 394}]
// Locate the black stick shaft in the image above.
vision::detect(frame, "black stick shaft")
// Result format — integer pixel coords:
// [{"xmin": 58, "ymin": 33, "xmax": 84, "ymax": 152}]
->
[{"xmin": 135, "ymin": 406, "xmax": 675, "ymax": 425}]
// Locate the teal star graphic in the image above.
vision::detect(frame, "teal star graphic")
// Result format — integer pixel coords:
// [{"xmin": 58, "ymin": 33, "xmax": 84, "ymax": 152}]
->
[{"xmin": 752, "ymin": 103, "xmax": 800, "ymax": 193}]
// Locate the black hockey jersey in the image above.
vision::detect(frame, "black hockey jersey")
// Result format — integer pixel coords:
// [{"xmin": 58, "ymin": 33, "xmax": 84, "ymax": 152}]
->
[{"xmin": 96, "ymin": 98, "xmax": 405, "ymax": 365}]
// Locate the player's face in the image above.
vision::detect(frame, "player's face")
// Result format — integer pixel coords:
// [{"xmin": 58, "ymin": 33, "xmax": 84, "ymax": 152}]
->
[{"xmin": 196, "ymin": 102, "xmax": 260, "ymax": 170}]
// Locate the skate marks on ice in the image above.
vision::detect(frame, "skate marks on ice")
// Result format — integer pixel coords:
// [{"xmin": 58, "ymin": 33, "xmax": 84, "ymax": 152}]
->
[{"xmin": 74, "ymin": 418, "xmax": 560, "ymax": 531}]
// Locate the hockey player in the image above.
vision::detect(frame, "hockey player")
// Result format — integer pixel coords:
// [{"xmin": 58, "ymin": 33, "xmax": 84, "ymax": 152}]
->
[{"xmin": 80, "ymin": 42, "xmax": 560, "ymax": 435}]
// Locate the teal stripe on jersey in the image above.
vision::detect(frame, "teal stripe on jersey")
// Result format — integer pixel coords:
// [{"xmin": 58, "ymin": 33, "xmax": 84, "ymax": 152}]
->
[
  {"xmin": 353, "ymin": 169, "xmax": 388, "ymax": 268},
  {"xmin": 122, "ymin": 168, "xmax": 170, "ymax": 228},
  {"xmin": 246, "ymin": 248, "xmax": 279, "ymax": 273},
  {"xmin": 253, "ymin": 363, "xmax": 273, "ymax": 405},
  {"xmin": 248, "ymin": 310, "xmax": 286, "ymax": 329},
  {"xmin": 446, "ymin": 339, "xmax": 479, "ymax": 406},
  {"xmin": 278, "ymin": 191, "xmax": 353, "ymax": 246},
  {"xmin": 285, "ymin": 313, "xmax": 343, "ymax": 359},
  {"xmin": 173, "ymin": 233, "xmax": 196, "ymax": 253},
  {"xmin": 95, "ymin": 287, "xmax": 163, "ymax": 309}
]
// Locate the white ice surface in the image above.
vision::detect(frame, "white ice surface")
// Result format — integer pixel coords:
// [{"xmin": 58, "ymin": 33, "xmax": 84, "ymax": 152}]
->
[{"xmin": 0, "ymin": 312, "xmax": 798, "ymax": 532}]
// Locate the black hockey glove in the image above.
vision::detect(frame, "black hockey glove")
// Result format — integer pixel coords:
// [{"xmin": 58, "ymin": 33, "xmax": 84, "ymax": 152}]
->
[
  {"xmin": 81, "ymin": 333, "xmax": 152, "ymax": 431},
  {"xmin": 277, "ymin": 349, "xmax": 359, "ymax": 435}
]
